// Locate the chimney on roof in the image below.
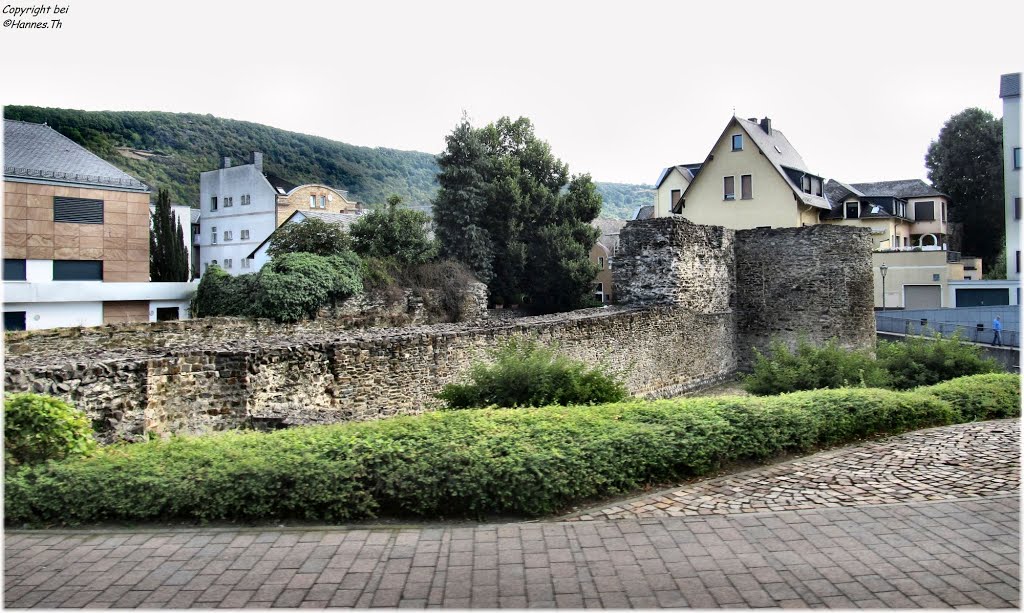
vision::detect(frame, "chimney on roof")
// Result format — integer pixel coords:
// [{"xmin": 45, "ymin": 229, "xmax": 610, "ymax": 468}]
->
[
  {"xmin": 220, "ymin": 156, "xmax": 232, "ymax": 169},
  {"xmin": 251, "ymin": 151, "xmax": 263, "ymax": 172},
  {"xmin": 759, "ymin": 117, "xmax": 772, "ymax": 135}
]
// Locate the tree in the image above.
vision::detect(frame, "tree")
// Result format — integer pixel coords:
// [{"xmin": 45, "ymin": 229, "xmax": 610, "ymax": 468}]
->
[
  {"xmin": 349, "ymin": 195, "xmax": 436, "ymax": 266},
  {"xmin": 266, "ymin": 217, "xmax": 353, "ymax": 258},
  {"xmin": 925, "ymin": 108, "xmax": 1004, "ymax": 269},
  {"xmin": 433, "ymin": 116, "xmax": 601, "ymax": 313},
  {"xmin": 149, "ymin": 188, "xmax": 189, "ymax": 281}
]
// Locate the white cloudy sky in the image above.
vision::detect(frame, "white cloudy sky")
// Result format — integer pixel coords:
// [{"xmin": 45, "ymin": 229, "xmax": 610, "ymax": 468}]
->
[{"xmin": 1, "ymin": 0, "xmax": 1019, "ymax": 185}]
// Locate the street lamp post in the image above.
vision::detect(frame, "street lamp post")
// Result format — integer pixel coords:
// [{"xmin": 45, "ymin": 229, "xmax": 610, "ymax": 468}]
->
[{"xmin": 879, "ymin": 263, "xmax": 888, "ymax": 312}]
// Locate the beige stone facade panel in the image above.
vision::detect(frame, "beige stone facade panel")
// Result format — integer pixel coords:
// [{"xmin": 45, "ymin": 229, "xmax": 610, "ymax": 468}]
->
[
  {"xmin": 27, "ymin": 245, "xmax": 53, "ymax": 259},
  {"xmin": 27, "ymin": 202, "xmax": 53, "ymax": 220},
  {"xmin": 5, "ymin": 219, "xmax": 27, "ymax": 235},
  {"xmin": 79, "ymin": 224, "xmax": 104, "ymax": 238},
  {"xmin": 5, "ymin": 193, "xmax": 28, "ymax": 208},
  {"xmin": 53, "ymin": 186, "xmax": 82, "ymax": 198},
  {"xmin": 105, "ymin": 201, "xmax": 128, "ymax": 215},
  {"xmin": 102, "ymin": 301, "xmax": 150, "ymax": 325},
  {"xmin": 27, "ymin": 229, "xmax": 54, "ymax": 245},
  {"xmin": 80, "ymin": 247, "xmax": 104, "ymax": 259},
  {"xmin": 104, "ymin": 224, "xmax": 127, "ymax": 239},
  {"xmin": 5, "ymin": 245, "xmax": 27, "ymax": 258}
]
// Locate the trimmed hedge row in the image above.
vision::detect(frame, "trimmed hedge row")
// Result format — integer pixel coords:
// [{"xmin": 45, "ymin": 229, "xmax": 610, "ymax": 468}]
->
[{"xmin": 5, "ymin": 374, "xmax": 1019, "ymax": 525}]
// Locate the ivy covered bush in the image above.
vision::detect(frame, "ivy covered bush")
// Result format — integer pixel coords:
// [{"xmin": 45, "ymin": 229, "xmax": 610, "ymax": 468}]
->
[
  {"xmin": 437, "ymin": 339, "xmax": 628, "ymax": 408},
  {"xmin": 5, "ymin": 374, "xmax": 1017, "ymax": 525},
  {"xmin": 4, "ymin": 393, "xmax": 96, "ymax": 468}
]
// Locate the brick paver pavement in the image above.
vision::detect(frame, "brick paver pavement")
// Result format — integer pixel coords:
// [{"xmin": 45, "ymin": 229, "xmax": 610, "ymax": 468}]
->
[
  {"xmin": 4, "ymin": 421, "xmax": 1020, "ymax": 609},
  {"xmin": 566, "ymin": 419, "xmax": 1019, "ymax": 521}
]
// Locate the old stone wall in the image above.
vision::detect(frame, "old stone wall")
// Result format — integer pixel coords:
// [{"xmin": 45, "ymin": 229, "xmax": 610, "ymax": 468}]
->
[
  {"xmin": 734, "ymin": 224, "xmax": 876, "ymax": 368},
  {"xmin": 5, "ymin": 306, "xmax": 735, "ymax": 441},
  {"xmin": 3, "ymin": 217, "xmax": 874, "ymax": 442}
]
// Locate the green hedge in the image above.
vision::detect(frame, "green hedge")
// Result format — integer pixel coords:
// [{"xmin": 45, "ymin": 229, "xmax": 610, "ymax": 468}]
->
[{"xmin": 5, "ymin": 374, "xmax": 1018, "ymax": 525}]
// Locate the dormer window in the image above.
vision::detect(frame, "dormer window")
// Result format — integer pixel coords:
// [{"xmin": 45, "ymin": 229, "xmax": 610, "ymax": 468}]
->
[
  {"xmin": 845, "ymin": 201, "xmax": 859, "ymax": 219},
  {"xmin": 731, "ymin": 135, "xmax": 743, "ymax": 151}
]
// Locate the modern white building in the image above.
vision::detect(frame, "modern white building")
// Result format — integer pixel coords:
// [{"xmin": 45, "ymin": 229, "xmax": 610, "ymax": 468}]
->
[
  {"xmin": 3, "ymin": 119, "xmax": 196, "ymax": 331},
  {"xmin": 1001, "ymin": 72, "xmax": 1021, "ymax": 282},
  {"xmin": 198, "ymin": 152, "xmax": 361, "ymax": 276}
]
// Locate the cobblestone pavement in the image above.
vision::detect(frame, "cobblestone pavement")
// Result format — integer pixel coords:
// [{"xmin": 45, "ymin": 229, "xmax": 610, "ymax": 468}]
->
[
  {"xmin": 4, "ymin": 421, "xmax": 1021, "ymax": 609},
  {"xmin": 566, "ymin": 420, "xmax": 1019, "ymax": 521}
]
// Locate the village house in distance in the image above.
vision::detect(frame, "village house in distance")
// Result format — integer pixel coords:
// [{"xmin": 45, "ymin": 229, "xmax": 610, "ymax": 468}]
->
[
  {"xmin": 3, "ymin": 119, "xmax": 195, "ymax": 330},
  {"xmin": 197, "ymin": 152, "xmax": 362, "ymax": 276}
]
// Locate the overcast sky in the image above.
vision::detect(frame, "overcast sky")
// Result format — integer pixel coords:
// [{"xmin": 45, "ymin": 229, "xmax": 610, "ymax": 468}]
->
[{"xmin": 1, "ymin": 0, "xmax": 1020, "ymax": 186}]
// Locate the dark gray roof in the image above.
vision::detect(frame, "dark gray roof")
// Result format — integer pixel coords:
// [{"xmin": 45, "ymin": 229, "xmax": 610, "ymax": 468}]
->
[
  {"xmin": 848, "ymin": 179, "xmax": 947, "ymax": 199},
  {"xmin": 734, "ymin": 117, "xmax": 830, "ymax": 211},
  {"xmin": 190, "ymin": 208, "xmax": 201, "ymax": 224},
  {"xmin": 634, "ymin": 205, "xmax": 655, "ymax": 220},
  {"xmin": 654, "ymin": 163, "xmax": 702, "ymax": 189},
  {"xmin": 592, "ymin": 218, "xmax": 627, "ymax": 251},
  {"xmin": 3, "ymin": 119, "xmax": 149, "ymax": 191},
  {"xmin": 1000, "ymin": 73, "xmax": 1021, "ymax": 98},
  {"xmin": 264, "ymin": 173, "xmax": 298, "ymax": 195}
]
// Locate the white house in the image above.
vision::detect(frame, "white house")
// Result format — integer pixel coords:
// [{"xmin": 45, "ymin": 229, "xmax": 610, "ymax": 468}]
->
[
  {"xmin": 1001, "ymin": 72, "xmax": 1021, "ymax": 283},
  {"xmin": 198, "ymin": 152, "xmax": 361, "ymax": 276}
]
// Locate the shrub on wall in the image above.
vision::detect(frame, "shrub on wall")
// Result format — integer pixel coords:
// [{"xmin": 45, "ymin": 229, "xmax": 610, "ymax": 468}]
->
[
  {"xmin": 743, "ymin": 338, "xmax": 889, "ymax": 395},
  {"xmin": 4, "ymin": 393, "xmax": 96, "ymax": 468},
  {"xmin": 876, "ymin": 334, "xmax": 1001, "ymax": 390},
  {"xmin": 5, "ymin": 374, "xmax": 1016, "ymax": 525},
  {"xmin": 437, "ymin": 338, "xmax": 629, "ymax": 408}
]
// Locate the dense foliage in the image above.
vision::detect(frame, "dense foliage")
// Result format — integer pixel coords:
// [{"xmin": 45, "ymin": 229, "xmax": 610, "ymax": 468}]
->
[
  {"xmin": 149, "ymin": 188, "xmax": 189, "ymax": 281},
  {"xmin": 437, "ymin": 339, "xmax": 629, "ymax": 409},
  {"xmin": 743, "ymin": 335, "xmax": 1002, "ymax": 395},
  {"xmin": 743, "ymin": 339, "xmax": 889, "ymax": 395},
  {"xmin": 876, "ymin": 333, "xmax": 1001, "ymax": 390},
  {"xmin": 925, "ymin": 108, "xmax": 1004, "ymax": 270},
  {"xmin": 191, "ymin": 253, "xmax": 362, "ymax": 323},
  {"xmin": 434, "ymin": 116, "xmax": 601, "ymax": 313},
  {"xmin": 6, "ymin": 375, "xmax": 1016, "ymax": 525},
  {"xmin": 350, "ymin": 195, "xmax": 437, "ymax": 266},
  {"xmin": 595, "ymin": 182, "xmax": 656, "ymax": 220},
  {"xmin": 266, "ymin": 218, "xmax": 353, "ymax": 258},
  {"xmin": 4, "ymin": 394, "xmax": 96, "ymax": 468},
  {"xmin": 3, "ymin": 106, "xmax": 642, "ymax": 219}
]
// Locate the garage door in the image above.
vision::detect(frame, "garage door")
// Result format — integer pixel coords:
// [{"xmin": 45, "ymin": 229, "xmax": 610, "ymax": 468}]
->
[{"xmin": 904, "ymin": 285, "xmax": 942, "ymax": 310}]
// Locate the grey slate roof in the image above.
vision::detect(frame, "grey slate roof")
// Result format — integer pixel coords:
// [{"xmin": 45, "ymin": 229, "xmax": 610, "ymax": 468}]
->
[
  {"xmin": 654, "ymin": 163, "xmax": 702, "ymax": 189},
  {"xmin": 1000, "ymin": 73, "xmax": 1021, "ymax": 98},
  {"xmin": 3, "ymin": 119, "xmax": 149, "ymax": 191},
  {"xmin": 634, "ymin": 205, "xmax": 655, "ymax": 220},
  {"xmin": 592, "ymin": 218, "xmax": 627, "ymax": 251},
  {"xmin": 264, "ymin": 173, "xmax": 298, "ymax": 195},
  {"xmin": 848, "ymin": 179, "xmax": 947, "ymax": 199},
  {"xmin": 190, "ymin": 208, "xmax": 201, "ymax": 224},
  {"xmin": 734, "ymin": 117, "xmax": 830, "ymax": 210}
]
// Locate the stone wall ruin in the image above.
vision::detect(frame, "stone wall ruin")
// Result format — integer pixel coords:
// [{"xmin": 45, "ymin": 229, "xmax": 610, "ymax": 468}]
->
[{"xmin": 4, "ymin": 218, "xmax": 875, "ymax": 442}]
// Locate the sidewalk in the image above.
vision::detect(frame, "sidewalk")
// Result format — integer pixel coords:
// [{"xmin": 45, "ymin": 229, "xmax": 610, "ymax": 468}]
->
[{"xmin": 4, "ymin": 421, "xmax": 1020, "ymax": 609}]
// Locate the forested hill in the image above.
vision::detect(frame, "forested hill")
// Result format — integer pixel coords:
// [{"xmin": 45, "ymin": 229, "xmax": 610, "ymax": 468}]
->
[{"xmin": 3, "ymin": 106, "xmax": 652, "ymax": 219}]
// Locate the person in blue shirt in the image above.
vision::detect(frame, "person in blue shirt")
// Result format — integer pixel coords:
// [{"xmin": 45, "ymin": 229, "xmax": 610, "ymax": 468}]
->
[{"xmin": 992, "ymin": 316, "xmax": 1002, "ymax": 347}]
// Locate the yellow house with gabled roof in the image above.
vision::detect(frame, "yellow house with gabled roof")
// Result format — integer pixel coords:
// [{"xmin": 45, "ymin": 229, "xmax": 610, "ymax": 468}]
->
[{"xmin": 671, "ymin": 116, "xmax": 830, "ymax": 229}]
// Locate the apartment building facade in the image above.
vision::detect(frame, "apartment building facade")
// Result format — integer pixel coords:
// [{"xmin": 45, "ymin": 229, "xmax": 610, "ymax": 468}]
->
[
  {"xmin": 3, "ymin": 119, "xmax": 195, "ymax": 330},
  {"xmin": 197, "ymin": 152, "xmax": 360, "ymax": 275},
  {"xmin": 1001, "ymin": 72, "xmax": 1021, "ymax": 281}
]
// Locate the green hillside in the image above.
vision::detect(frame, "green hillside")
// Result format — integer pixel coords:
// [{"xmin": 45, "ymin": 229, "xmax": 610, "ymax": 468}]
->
[{"xmin": 3, "ymin": 106, "xmax": 649, "ymax": 219}]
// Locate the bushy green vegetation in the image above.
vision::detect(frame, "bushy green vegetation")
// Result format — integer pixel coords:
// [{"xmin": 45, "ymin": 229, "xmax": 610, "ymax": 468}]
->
[
  {"xmin": 6, "ymin": 375, "xmax": 1016, "ymax": 525},
  {"xmin": 4, "ymin": 394, "xmax": 96, "ymax": 468},
  {"xmin": 191, "ymin": 252, "xmax": 362, "ymax": 323},
  {"xmin": 2, "ymin": 106, "xmax": 646, "ymax": 220},
  {"xmin": 350, "ymin": 195, "xmax": 436, "ymax": 266},
  {"xmin": 437, "ymin": 339, "xmax": 629, "ymax": 409},
  {"xmin": 266, "ymin": 218, "xmax": 353, "ymax": 258},
  {"xmin": 594, "ymin": 182, "xmax": 655, "ymax": 220},
  {"xmin": 744, "ymin": 339, "xmax": 890, "ymax": 395},
  {"xmin": 743, "ymin": 335, "xmax": 1002, "ymax": 395},
  {"xmin": 876, "ymin": 333, "xmax": 1002, "ymax": 390}
]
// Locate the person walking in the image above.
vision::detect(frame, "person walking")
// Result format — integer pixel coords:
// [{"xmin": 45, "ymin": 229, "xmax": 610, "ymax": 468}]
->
[{"xmin": 992, "ymin": 316, "xmax": 1003, "ymax": 347}]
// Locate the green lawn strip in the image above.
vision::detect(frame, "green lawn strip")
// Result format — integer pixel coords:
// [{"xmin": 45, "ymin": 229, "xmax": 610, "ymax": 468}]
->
[{"xmin": 5, "ymin": 374, "xmax": 1018, "ymax": 526}]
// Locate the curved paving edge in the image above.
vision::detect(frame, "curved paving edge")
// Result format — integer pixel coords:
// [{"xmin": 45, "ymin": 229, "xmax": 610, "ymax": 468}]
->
[
  {"xmin": 4, "ymin": 496, "xmax": 1019, "ymax": 609},
  {"xmin": 562, "ymin": 419, "xmax": 1020, "ymax": 521}
]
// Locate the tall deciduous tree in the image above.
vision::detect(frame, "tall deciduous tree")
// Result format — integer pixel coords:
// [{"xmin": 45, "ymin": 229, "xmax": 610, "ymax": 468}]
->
[
  {"xmin": 925, "ymin": 108, "xmax": 1004, "ymax": 268},
  {"xmin": 434, "ymin": 116, "xmax": 600, "ymax": 313},
  {"xmin": 149, "ymin": 188, "xmax": 189, "ymax": 281}
]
